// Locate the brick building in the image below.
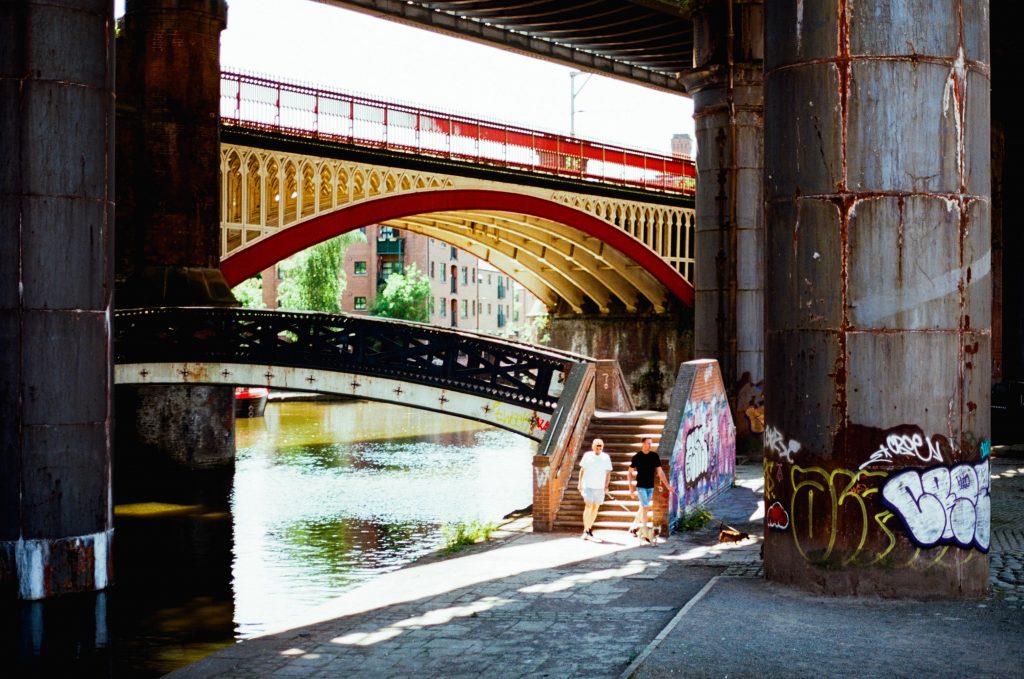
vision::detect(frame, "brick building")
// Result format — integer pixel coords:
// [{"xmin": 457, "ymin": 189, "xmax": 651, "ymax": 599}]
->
[{"xmin": 261, "ymin": 226, "xmax": 538, "ymax": 339}]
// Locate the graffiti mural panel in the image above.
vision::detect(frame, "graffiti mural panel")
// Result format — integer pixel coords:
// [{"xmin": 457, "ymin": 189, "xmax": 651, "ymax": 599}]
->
[{"xmin": 662, "ymin": 360, "xmax": 736, "ymax": 527}]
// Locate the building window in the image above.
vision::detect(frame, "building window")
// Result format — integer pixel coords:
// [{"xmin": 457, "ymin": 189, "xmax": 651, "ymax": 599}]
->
[
  {"xmin": 381, "ymin": 260, "xmax": 403, "ymax": 278},
  {"xmin": 461, "ymin": 267, "xmax": 468, "ymax": 285},
  {"xmin": 440, "ymin": 265, "xmax": 446, "ymax": 282},
  {"xmin": 430, "ymin": 261, "xmax": 435, "ymax": 278},
  {"xmin": 440, "ymin": 297, "xmax": 446, "ymax": 316},
  {"xmin": 472, "ymin": 300, "xmax": 476, "ymax": 316},
  {"xmin": 461, "ymin": 299, "xmax": 468, "ymax": 318},
  {"xmin": 450, "ymin": 245, "xmax": 458, "ymax": 260},
  {"xmin": 487, "ymin": 303, "xmax": 492, "ymax": 315},
  {"xmin": 354, "ymin": 261, "xmax": 367, "ymax": 275},
  {"xmin": 450, "ymin": 265, "xmax": 458, "ymax": 293},
  {"xmin": 354, "ymin": 296, "xmax": 367, "ymax": 310},
  {"xmin": 429, "ymin": 296, "xmax": 435, "ymax": 315}
]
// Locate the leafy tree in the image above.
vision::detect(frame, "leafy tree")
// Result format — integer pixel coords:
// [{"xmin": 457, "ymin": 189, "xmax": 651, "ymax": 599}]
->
[
  {"xmin": 371, "ymin": 263, "xmax": 431, "ymax": 323},
  {"xmin": 231, "ymin": 275, "xmax": 266, "ymax": 309},
  {"xmin": 276, "ymin": 231, "xmax": 365, "ymax": 312}
]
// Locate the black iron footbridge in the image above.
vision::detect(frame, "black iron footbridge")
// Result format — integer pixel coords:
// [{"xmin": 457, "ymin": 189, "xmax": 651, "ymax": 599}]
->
[{"xmin": 114, "ymin": 307, "xmax": 594, "ymax": 441}]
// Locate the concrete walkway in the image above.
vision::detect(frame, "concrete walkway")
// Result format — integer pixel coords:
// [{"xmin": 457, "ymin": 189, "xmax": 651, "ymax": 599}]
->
[{"xmin": 169, "ymin": 457, "xmax": 1024, "ymax": 678}]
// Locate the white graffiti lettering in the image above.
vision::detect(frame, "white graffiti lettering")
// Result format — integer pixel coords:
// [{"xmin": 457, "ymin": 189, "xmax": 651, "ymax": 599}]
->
[
  {"xmin": 684, "ymin": 425, "xmax": 710, "ymax": 484},
  {"xmin": 881, "ymin": 461, "xmax": 991, "ymax": 552},
  {"xmin": 764, "ymin": 425, "xmax": 801, "ymax": 463},
  {"xmin": 858, "ymin": 432, "xmax": 944, "ymax": 470}
]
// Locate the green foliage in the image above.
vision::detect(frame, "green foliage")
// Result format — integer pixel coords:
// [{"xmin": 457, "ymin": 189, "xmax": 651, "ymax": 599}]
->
[
  {"xmin": 441, "ymin": 520, "xmax": 496, "ymax": 553},
  {"xmin": 232, "ymin": 275, "xmax": 266, "ymax": 309},
  {"xmin": 673, "ymin": 506, "xmax": 713, "ymax": 532},
  {"xmin": 371, "ymin": 263, "xmax": 431, "ymax": 323},
  {"xmin": 526, "ymin": 312, "xmax": 551, "ymax": 345},
  {"xmin": 277, "ymin": 231, "xmax": 365, "ymax": 312}
]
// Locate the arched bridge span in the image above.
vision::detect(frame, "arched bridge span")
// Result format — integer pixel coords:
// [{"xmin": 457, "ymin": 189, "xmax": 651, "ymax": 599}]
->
[
  {"xmin": 220, "ymin": 188, "xmax": 693, "ymax": 312},
  {"xmin": 114, "ymin": 307, "xmax": 590, "ymax": 440}
]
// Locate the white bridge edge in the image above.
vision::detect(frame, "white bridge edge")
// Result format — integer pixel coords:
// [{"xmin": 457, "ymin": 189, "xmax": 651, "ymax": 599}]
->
[{"xmin": 115, "ymin": 362, "xmax": 551, "ymax": 441}]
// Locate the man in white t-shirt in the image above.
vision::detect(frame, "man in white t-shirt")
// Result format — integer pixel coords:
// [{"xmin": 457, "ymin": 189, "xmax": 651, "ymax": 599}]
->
[{"xmin": 577, "ymin": 438, "xmax": 612, "ymax": 540}]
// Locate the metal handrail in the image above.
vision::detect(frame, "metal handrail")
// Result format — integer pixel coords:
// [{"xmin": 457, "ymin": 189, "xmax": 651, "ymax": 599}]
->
[{"xmin": 219, "ymin": 70, "xmax": 696, "ymax": 195}]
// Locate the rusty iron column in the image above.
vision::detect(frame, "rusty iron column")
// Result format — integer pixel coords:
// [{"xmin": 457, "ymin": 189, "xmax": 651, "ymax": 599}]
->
[
  {"xmin": 115, "ymin": 0, "xmax": 237, "ymax": 476},
  {"xmin": 763, "ymin": 1, "xmax": 991, "ymax": 596},
  {"xmin": 680, "ymin": 0, "xmax": 765, "ymax": 445},
  {"xmin": 0, "ymin": 0, "xmax": 115, "ymax": 599}
]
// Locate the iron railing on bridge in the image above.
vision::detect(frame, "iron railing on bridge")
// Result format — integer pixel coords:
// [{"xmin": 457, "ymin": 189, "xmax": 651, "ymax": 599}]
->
[
  {"xmin": 220, "ymin": 71, "xmax": 696, "ymax": 195},
  {"xmin": 115, "ymin": 307, "xmax": 585, "ymax": 412}
]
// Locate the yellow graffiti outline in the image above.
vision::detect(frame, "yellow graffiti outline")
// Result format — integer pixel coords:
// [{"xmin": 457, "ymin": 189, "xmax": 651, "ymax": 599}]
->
[
  {"xmin": 927, "ymin": 546, "xmax": 950, "ymax": 569},
  {"xmin": 964, "ymin": 551, "xmax": 976, "ymax": 565},
  {"xmin": 789, "ymin": 466, "xmax": 888, "ymax": 565},
  {"xmin": 871, "ymin": 511, "xmax": 897, "ymax": 564},
  {"xmin": 904, "ymin": 548, "xmax": 921, "ymax": 568},
  {"xmin": 763, "ymin": 459, "xmax": 777, "ymax": 501},
  {"xmin": 789, "ymin": 466, "xmax": 829, "ymax": 561},
  {"xmin": 836, "ymin": 470, "xmax": 887, "ymax": 566}
]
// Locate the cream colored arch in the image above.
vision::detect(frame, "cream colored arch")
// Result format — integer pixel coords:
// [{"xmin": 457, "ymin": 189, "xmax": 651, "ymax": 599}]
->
[
  {"xmin": 398, "ymin": 211, "xmax": 637, "ymax": 313},
  {"xmin": 396, "ymin": 214, "xmax": 591, "ymax": 312},
  {"xmin": 452, "ymin": 210, "xmax": 667, "ymax": 311}
]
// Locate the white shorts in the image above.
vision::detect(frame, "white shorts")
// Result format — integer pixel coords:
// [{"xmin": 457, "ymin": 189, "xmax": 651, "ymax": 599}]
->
[{"xmin": 581, "ymin": 487, "xmax": 605, "ymax": 504}]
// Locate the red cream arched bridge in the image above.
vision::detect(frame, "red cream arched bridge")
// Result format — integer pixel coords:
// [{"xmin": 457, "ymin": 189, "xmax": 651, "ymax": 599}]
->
[{"xmin": 218, "ymin": 71, "xmax": 697, "ymax": 313}]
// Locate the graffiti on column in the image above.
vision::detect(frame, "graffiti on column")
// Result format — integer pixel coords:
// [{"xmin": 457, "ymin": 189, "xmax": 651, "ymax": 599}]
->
[
  {"xmin": 764, "ymin": 425, "xmax": 800, "ymax": 462},
  {"xmin": 858, "ymin": 426, "xmax": 948, "ymax": 470},
  {"xmin": 766, "ymin": 501, "xmax": 790, "ymax": 531},
  {"xmin": 788, "ymin": 465, "xmax": 891, "ymax": 565},
  {"xmin": 882, "ymin": 461, "xmax": 991, "ymax": 552},
  {"xmin": 764, "ymin": 422, "xmax": 991, "ymax": 564}
]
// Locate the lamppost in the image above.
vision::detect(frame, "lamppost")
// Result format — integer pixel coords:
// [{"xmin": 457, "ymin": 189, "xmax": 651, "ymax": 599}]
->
[{"xmin": 569, "ymin": 70, "xmax": 592, "ymax": 137}]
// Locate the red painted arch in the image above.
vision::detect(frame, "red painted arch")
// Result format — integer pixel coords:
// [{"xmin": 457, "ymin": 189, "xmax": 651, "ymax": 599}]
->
[{"xmin": 221, "ymin": 189, "xmax": 694, "ymax": 306}]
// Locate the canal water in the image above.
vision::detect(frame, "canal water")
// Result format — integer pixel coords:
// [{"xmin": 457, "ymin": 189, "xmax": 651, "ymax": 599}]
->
[{"xmin": 4, "ymin": 400, "xmax": 537, "ymax": 678}]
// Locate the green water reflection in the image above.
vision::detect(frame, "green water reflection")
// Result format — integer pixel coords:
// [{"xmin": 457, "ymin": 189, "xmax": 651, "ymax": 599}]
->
[{"xmin": 6, "ymin": 399, "xmax": 536, "ymax": 678}]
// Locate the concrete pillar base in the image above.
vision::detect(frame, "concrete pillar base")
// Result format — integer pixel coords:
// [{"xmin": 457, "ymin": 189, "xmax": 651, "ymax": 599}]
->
[{"xmin": 0, "ymin": 529, "xmax": 113, "ymax": 601}]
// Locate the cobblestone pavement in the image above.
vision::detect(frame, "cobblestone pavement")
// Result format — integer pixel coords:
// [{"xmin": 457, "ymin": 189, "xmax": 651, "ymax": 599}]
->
[
  {"xmin": 169, "ymin": 457, "xmax": 1023, "ymax": 678},
  {"xmin": 989, "ymin": 456, "xmax": 1024, "ymax": 607}
]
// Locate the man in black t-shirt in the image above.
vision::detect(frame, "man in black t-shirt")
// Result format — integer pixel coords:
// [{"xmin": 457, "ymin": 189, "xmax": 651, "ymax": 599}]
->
[{"xmin": 628, "ymin": 436, "xmax": 671, "ymax": 543}]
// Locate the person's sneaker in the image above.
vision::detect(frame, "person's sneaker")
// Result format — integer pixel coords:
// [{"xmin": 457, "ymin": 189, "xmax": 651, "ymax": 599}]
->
[
  {"xmin": 586, "ymin": 529, "xmax": 595, "ymax": 538},
  {"xmin": 580, "ymin": 531, "xmax": 590, "ymax": 540}
]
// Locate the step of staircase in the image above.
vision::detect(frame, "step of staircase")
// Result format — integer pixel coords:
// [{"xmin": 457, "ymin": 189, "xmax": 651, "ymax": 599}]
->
[{"xmin": 551, "ymin": 410, "xmax": 669, "ymax": 532}]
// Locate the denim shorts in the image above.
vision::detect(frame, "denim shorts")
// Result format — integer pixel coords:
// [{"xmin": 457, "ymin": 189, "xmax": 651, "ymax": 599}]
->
[{"xmin": 637, "ymin": 487, "xmax": 654, "ymax": 507}]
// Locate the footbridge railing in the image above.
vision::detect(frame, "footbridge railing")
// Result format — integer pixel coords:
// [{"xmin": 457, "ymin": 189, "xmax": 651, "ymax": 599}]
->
[{"xmin": 114, "ymin": 307, "xmax": 592, "ymax": 440}]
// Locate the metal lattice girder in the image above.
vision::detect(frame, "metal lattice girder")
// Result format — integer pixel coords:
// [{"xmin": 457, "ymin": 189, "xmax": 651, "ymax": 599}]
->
[
  {"xmin": 114, "ymin": 307, "xmax": 586, "ymax": 413},
  {"xmin": 220, "ymin": 142, "xmax": 696, "ymax": 311}
]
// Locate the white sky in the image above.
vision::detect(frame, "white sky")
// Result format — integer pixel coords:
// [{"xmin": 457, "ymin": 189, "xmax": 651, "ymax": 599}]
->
[{"xmin": 116, "ymin": 0, "xmax": 694, "ymax": 155}]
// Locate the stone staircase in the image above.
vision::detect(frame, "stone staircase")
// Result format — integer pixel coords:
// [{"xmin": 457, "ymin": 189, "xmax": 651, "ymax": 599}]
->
[{"xmin": 551, "ymin": 411, "xmax": 668, "ymax": 532}]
